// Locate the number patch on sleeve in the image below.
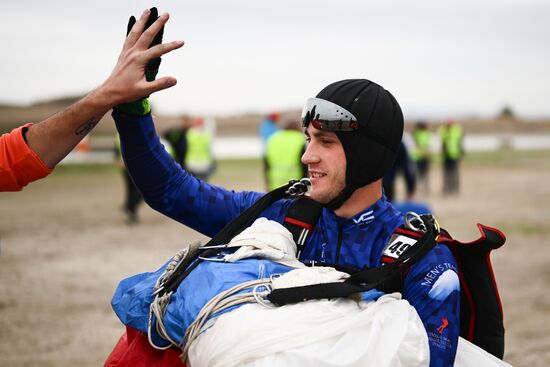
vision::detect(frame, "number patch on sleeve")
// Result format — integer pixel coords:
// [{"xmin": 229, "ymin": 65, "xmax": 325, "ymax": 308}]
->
[{"xmin": 382, "ymin": 234, "xmax": 418, "ymax": 260}]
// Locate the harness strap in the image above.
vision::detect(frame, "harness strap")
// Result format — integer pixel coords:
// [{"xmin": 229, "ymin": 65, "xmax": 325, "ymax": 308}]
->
[
  {"xmin": 268, "ymin": 214, "xmax": 439, "ymax": 306},
  {"xmin": 268, "ymin": 282, "xmax": 365, "ymax": 305},
  {"xmin": 159, "ymin": 179, "xmax": 314, "ymax": 297},
  {"xmin": 283, "ymin": 197, "xmax": 324, "ymax": 255},
  {"xmin": 160, "ymin": 183, "xmax": 291, "ymax": 296}
]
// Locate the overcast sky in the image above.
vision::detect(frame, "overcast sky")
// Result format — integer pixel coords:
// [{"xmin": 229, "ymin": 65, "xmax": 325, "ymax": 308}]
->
[{"xmin": 1, "ymin": 0, "xmax": 549, "ymax": 119}]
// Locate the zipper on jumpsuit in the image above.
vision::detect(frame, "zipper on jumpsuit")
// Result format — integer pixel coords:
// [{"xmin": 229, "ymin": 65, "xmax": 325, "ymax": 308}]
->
[{"xmin": 334, "ymin": 222, "xmax": 344, "ymax": 264}]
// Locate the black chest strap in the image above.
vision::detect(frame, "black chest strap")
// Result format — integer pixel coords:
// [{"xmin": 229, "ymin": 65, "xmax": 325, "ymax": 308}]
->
[
  {"xmin": 157, "ymin": 179, "xmax": 314, "ymax": 297},
  {"xmin": 268, "ymin": 214, "xmax": 439, "ymax": 305},
  {"xmin": 283, "ymin": 197, "xmax": 323, "ymax": 256}
]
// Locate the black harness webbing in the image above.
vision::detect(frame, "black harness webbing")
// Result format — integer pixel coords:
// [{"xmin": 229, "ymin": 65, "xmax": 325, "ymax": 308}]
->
[
  {"xmin": 160, "ymin": 183, "xmax": 292, "ymax": 296},
  {"xmin": 268, "ymin": 215, "xmax": 439, "ymax": 305},
  {"xmin": 283, "ymin": 197, "xmax": 323, "ymax": 256}
]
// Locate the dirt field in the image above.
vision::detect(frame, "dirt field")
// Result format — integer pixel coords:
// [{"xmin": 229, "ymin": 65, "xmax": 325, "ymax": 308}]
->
[{"xmin": 1, "ymin": 151, "xmax": 549, "ymax": 367}]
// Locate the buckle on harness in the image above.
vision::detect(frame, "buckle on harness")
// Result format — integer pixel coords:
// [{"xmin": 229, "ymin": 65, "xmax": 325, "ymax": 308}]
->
[
  {"xmin": 404, "ymin": 212, "xmax": 439, "ymax": 234},
  {"xmin": 285, "ymin": 178, "xmax": 311, "ymax": 197},
  {"xmin": 153, "ymin": 242, "xmax": 199, "ymax": 297}
]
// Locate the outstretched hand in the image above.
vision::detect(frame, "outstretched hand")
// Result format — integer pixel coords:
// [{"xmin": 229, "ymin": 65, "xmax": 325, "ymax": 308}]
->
[
  {"xmin": 101, "ymin": 8, "xmax": 184, "ymax": 106},
  {"xmin": 126, "ymin": 7, "xmax": 165, "ymax": 82},
  {"xmin": 21, "ymin": 8, "xmax": 184, "ymax": 169}
]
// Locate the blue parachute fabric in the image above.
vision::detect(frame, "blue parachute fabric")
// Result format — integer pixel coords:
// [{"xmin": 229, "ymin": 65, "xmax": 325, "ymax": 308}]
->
[
  {"xmin": 392, "ymin": 200, "xmax": 432, "ymax": 215},
  {"xmin": 361, "ymin": 289, "xmax": 385, "ymax": 301},
  {"xmin": 111, "ymin": 259, "xmax": 170, "ymax": 333},
  {"xmin": 111, "ymin": 256, "xmax": 293, "ymax": 347}
]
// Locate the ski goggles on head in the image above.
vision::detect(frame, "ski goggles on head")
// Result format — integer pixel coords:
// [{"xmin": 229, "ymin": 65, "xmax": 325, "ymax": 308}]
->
[{"xmin": 301, "ymin": 97, "xmax": 359, "ymax": 131}]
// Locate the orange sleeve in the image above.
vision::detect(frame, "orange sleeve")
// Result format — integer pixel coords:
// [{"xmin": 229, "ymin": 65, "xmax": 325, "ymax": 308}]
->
[{"xmin": 0, "ymin": 123, "xmax": 53, "ymax": 192}]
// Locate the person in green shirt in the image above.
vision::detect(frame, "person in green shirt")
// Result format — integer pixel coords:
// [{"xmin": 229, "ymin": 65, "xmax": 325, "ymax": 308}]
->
[
  {"xmin": 411, "ymin": 121, "xmax": 433, "ymax": 195},
  {"xmin": 264, "ymin": 119, "xmax": 307, "ymax": 190},
  {"xmin": 185, "ymin": 117, "xmax": 216, "ymax": 182},
  {"xmin": 439, "ymin": 120, "xmax": 464, "ymax": 195},
  {"xmin": 164, "ymin": 115, "xmax": 191, "ymax": 169}
]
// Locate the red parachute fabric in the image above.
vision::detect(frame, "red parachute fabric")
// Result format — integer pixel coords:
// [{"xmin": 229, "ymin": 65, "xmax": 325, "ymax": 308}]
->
[{"xmin": 104, "ymin": 326, "xmax": 186, "ymax": 367}]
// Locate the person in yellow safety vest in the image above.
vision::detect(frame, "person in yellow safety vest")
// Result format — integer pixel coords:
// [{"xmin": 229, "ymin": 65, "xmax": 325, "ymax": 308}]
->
[
  {"xmin": 185, "ymin": 117, "xmax": 215, "ymax": 182},
  {"xmin": 438, "ymin": 119, "xmax": 464, "ymax": 195},
  {"xmin": 163, "ymin": 115, "xmax": 191, "ymax": 169},
  {"xmin": 411, "ymin": 121, "xmax": 432, "ymax": 195},
  {"xmin": 265, "ymin": 119, "xmax": 308, "ymax": 191},
  {"xmin": 115, "ymin": 133, "xmax": 175, "ymax": 223}
]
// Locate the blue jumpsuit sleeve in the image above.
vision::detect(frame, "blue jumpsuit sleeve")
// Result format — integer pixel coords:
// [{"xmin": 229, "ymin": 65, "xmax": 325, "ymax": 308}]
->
[
  {"xmin": 112, "ymin": 111, "xmax": 263, "ymax": 237},
  {"xmin": 402, "ymin": 243, "xmax": 460, "ymax": 366}
]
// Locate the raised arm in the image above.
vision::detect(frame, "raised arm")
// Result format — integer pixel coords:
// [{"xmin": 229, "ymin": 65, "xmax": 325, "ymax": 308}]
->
[{"xmin": 24, "ymin": 9, "xmax": 184, "ymax": 168}]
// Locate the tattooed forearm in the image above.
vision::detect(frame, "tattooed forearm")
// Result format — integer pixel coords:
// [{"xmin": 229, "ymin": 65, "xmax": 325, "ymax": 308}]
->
[{"xmin": 74, "ymin": 117, "xmax": 100, "ymax": 136}]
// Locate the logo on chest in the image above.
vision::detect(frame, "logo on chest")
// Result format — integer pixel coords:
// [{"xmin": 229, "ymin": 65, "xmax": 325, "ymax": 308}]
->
[{"xmin": 352, "ymin": 210, "xmax": 374, "ymax": 224}]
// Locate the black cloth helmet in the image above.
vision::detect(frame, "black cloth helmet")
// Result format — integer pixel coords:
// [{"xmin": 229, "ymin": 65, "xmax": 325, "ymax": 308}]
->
[{"xmin": 302, "ymin": 79, "xmax": 404, "ymax": 209}]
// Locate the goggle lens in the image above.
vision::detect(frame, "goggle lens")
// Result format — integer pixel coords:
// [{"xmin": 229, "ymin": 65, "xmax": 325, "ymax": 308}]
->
[{"xmin": 301, "ymin": 97, "xmax": 358, "ymax": 132}]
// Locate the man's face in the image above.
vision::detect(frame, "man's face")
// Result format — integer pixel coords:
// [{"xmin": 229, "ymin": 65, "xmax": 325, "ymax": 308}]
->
[{"xmin": 301, "ymin": 124, "xmax": 346, "ymax": 204}]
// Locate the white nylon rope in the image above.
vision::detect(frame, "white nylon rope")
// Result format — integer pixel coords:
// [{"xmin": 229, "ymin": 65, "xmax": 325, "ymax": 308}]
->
[
  {"xmin": 147, "ymin": 246, "xmax": 191, "ymax": 349},
  {"xmin": 180, "ymin": 278, "xmax": 272, "ymax": 363},
  {"xmin": 147, "ymin": 248, "xmax": 274, "ymax": 363}
]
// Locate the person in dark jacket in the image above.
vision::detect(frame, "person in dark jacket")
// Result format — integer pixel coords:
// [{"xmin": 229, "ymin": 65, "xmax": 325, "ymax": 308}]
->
[{"xmin": 382, "ymin": 141, "xmax": 417, "ymax": 202}]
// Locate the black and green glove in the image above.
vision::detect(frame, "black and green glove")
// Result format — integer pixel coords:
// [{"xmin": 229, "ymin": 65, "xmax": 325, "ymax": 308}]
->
[{"xmin": 115, "ymin": 7, "xmax": 165, "ymax": 116}]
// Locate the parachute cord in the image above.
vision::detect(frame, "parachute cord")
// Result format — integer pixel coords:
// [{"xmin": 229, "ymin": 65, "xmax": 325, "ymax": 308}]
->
[
  {"xmin": 179, "ymin": 278, "xmax": 273, "ymax": 363},
  {"xmin": 148, "ymin": 292, "xmax": 180, "ymax": 349},
  {"xmin": 147, "ymin": 247, "xmax": 191, "ymax": 350}
]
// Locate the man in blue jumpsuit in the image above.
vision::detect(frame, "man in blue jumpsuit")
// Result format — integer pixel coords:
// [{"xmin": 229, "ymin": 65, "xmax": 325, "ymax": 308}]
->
[{"xmin": 112, "ymin": 14, "xmax": 460, "ymax": 366}]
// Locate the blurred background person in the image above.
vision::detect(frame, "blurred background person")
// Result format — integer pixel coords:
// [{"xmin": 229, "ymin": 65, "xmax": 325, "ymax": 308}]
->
[
  {"xmin": 115, "ymin": 132, "xmax": 175, "ymax": 224},
  {"xmin": 185, "ymin": 116, "xmax": 216, "ymax": 181},
  {"xmin": 163, "ymin": 114, "xmax": 190, "ymax": 169},
  {"xmin": 439, "ymin": 119, "xmax": 464, "ymax": 195},
  {"xmin": 259, "ymin": 112, "xmax": 281, "ymax": 150},
  {"xmin": 411, "ymin": 121, "xmax": 433, "ymax": 195},
  {"xmin": 74, "ymin": 135, "xmax": 91, "ymax": 155},
  {"xmin": 382, "ymin": 141, "xmax": 417, "ymax": 202},
  {"xmin": 259, "ymin": 112, "xmax": 281, "ymax": 183},
  {"xmin": 115, "ymin": 134, "xmax": 143, "ymax": 224},
  {"xmin": 264, "ymin": 118, "xmax": 307, "ymax": 190}
]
